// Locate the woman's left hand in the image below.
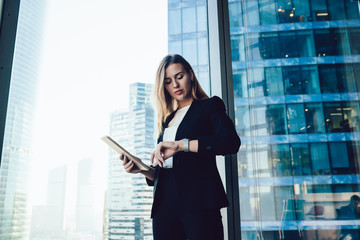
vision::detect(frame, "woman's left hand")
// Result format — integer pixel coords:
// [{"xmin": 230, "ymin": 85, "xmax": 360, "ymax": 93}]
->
[{"xmin": 151, "ymin": 141, "xmax": 181, "ymax": 167}]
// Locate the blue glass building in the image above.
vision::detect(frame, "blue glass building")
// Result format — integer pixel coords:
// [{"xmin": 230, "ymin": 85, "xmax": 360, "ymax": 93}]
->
[{"xmin": 230, "ymin": 1, "xmax": 360, "ymax": 239}]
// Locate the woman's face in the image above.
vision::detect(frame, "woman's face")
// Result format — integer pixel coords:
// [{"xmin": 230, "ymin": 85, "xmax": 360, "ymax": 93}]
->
[{"xmin": 164, "ymin": 63, "xmax": 194, "ymax": 108}]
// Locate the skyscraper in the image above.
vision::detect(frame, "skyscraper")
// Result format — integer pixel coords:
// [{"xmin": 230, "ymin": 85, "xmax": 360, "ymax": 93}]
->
[
  {"xmin": 107, "ymin": 82, "xmax": 155, "ymax": 240},
  {"xmin": 75, "ymin": 158, "xmax": 96, "ymax": 233},
  {"xmin": 30, "ymin": 165, "xmax": 67, "ymax": 240},
  {"xmin": 0, "ymin": 0, "xmax": 46, "ymax": 239}
]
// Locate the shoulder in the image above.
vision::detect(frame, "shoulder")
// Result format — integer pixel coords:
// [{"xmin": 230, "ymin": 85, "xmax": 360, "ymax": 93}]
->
[{"xmin": 198, "ymin": 95, "xmax": 225, "ymax": 111}]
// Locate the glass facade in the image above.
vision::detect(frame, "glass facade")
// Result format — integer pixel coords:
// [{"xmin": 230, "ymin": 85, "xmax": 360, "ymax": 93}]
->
[
  {"xmin": 168, "ymin": 0, "xmax": 211, "ymax": 94},
  {"xmin": 0, "ymin": 0, "xmax": 46, "ymax": 239},
  {"xmin": 229, "ymin": 0, "xmax": 360, "ymax": 239}
]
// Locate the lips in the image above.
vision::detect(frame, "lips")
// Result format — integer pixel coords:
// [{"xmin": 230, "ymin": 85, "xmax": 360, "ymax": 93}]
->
[{"xmin": 174, "ymin": 90, "xmax": 183, "ymax": 95}]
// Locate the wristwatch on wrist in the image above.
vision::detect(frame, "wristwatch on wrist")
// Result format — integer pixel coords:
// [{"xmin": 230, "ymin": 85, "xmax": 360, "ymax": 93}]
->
[{"xmin": 183, "ymin": 138, "xmax": 189, "ymax": 152}]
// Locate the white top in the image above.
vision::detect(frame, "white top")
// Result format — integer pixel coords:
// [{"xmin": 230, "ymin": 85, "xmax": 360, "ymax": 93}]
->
[{"xmin": 162, "ymin": 105, "xmax": 191, "ymax": 168}]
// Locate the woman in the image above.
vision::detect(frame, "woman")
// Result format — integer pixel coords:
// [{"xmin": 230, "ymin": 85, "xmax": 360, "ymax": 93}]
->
[{"xmin": 121, "ymin": 54, "xmax": 240, "ymax": 240}]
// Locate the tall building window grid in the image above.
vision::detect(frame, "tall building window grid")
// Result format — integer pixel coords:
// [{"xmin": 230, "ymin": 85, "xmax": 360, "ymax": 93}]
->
[
  {"xmin": 168, "ymin": 0, "xmax": 211, "ymax": 94},
  {"xmin": 228, "ymin": 0, "xmax": 360, "ymax": 239}
]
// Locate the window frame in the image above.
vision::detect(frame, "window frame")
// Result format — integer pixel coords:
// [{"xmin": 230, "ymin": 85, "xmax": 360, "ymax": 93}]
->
[
  {"xmin": 208, "ymin": 0, "xmax": 241, "ymax": 239},
  {"xmin": 0, "ymin": 0, "xmax": 21, "ymax": 166}
]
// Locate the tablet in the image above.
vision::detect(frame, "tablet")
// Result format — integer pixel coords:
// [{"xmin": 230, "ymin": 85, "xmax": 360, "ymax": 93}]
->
[{"xmin": 101, "ymin": 136, "xmax": 150, "ymax": 171}]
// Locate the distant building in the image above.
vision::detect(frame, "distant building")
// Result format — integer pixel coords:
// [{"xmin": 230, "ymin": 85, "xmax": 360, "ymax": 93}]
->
[
  {"xmin": 30, "ymin": 165, "xmax": 67, "ymax": 239},
  {"xmin": 75, "ymin": 158, "xmax": 96, "ymax": 233},
  {"xmin": 106, "ymin": 82, "xmax": 155, "ymax": 240}
]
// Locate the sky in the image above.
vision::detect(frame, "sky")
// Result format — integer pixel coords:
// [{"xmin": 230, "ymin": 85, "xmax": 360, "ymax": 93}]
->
[{"xmin": 28, "ymin": 0, "xmax": 168, "ymax": 219}]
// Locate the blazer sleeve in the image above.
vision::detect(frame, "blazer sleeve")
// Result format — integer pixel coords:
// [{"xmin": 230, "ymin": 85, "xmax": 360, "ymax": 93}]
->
[
  {"xmin": 197, "ymin": 96, "xmax": 241, "ymax": 156},
  {"xmin": 145, "ymin": 165, "xmax": 161, "ymax": 186}
]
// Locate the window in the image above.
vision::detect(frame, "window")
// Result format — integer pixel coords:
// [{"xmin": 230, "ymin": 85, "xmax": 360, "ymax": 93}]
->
[
  {"xmin": 0, "ymin": 1, "xmax": 167, "ymax": 239},
  {"xmin": 228, "ymin": 1, "xmax": 360, "ymax": 239}
]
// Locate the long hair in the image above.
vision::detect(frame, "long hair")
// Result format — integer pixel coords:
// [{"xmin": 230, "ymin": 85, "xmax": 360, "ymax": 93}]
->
[{"xmin": 152, "ymin": 54, "xmax": 209, "ymax": 137}]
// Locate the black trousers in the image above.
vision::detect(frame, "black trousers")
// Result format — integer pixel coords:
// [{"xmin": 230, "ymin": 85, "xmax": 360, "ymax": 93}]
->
[{"xmin": 152, "ymin": 168, "xmax": 224, "ymax": 240}]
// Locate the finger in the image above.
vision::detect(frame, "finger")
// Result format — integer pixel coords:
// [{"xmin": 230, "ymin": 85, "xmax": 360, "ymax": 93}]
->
[
  {"xmin": 124, "ymin": 160, "xmax": 134, "ymax": 171},
  {"xmin": 122, "ymin": 155, "xmax": 128, "ymax": 166},
  {"xmin": 150, "ymin": 152, "xmax": 155, "ymax": 164},
  {"xmin": 155, "ymin": 149, "xmax": 164, "ymax": 162},
  {"xmin": 124, "ymin": 161, "xmax": 134, "ymax": 173},
  {"xmin": 120, "ymin": 153, "xmax": 124, "ymax": 160}
]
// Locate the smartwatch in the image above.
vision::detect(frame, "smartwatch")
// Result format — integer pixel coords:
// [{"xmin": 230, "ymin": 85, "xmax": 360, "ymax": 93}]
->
[{"xmin": 183, "ymin": 138, "xmax": 189, "ymax": 152}]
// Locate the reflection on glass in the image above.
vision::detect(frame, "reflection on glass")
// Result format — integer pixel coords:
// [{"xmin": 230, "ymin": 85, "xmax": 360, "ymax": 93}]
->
[
  {"xmin": 235, "ymin": 106, "xmax": 250, "ymax": 137},
  {"xmin": 259, "ymin": 0, "xmax": 276, "ymax": 25},
  {"xmin": 310, "ymin": 143, "xmax": 330, "ymax": 175},
  {"xmin": 229, "ymin": 1, "xmax": 360, "ymax": 239},
  {"xmin": 267, "ymin": 105, "xmax": 287, "ymax": 135},
  {"xmin": 317, "ymin": 64, "xmax": 359, "ymax": 94},
  {"xmin": 229, "ymin": 1, "xmax": 243, "ymax": 28},
  {"xmin": 290, "ymin": 143, "xmax": 311, "ymax": 176},
  {"xmin": 231, "ymin": 34, "xmax": 245, "ymax": 62},
  {"xmin": 304, "ymin": 103, "xmax": 326, "ymax": 133},
  {"xmin": 271, "ymin": 144, "xmax": 291, "ymax": 177},
  {"xmin": 286, "ymin": 104, "xmax": 306, "ymax": 134},
  {"xmin": 329, "ymin": 142, "xmax": 351, "ymax": 174},
  {"xmin": 233, "ymin": 69, "xmax": 248, "ymax": 98}
]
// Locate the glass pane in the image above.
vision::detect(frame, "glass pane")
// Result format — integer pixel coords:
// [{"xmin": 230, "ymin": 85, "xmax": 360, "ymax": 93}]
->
[
  {"xmin": 324, "ymin": 102, "xmax": 344, "ymax": 133},
  {"xmin": 229, "ymin": 1, "xmax": 243, "ymax": 28},
  {"xmin": 169, "ymin": 9, "xmax": 181, "ymax": 35},
  {"xmin": 197, "ymin": 5, "xmax": 207, "ymax": 32},
  {"xmin": 182, "ymin": 7, "xmax": 196, "ymax": 33},
  {"xmin": 183, "ymin": 38, "xmax": 197, "ymax": 66},
  {"xmin": 304, "ymin": 103, "xmax": 326, "ymax": 133},
  {"xmin": 229, "ymin": 1, "xmax": 360, "ymax": 239},
  {"xmin": 290, "ymin": 143, "xmax": 311, "ymax": 176},
  {"xmin": 279, "ymin": 31, "xmax": 298, "ymax": 58},
  {"xmin": 267, "ymin": 104, "xmax": 287, "ymax": 135},
  {"xmin": 259, "ymin": 0, "xmax": 276, "ymax": 25},
  {"xmin": 310, "ymin": 143, "xmax": 330, "ymax": 175},
  {"xmin": 169, "ymin": 1, "xmax": 210, "ymax": 94},
  {"xmin": 231, "ymin": 34, "xmax": 245, "ymax": 62},
  {"xmin": 287, "ymin": 103, "xmax": 306, "ymax": 134},
  {"xmin": 233, "ymin": 69, "xmax": 248, "ymax": 98},
  {"xmin": 264, "ymin": 67, "xmax": 284, "ymax": 96},
  {"xmin": 271, "ymin": 144, "xmax": 291, "ymax": 177},
  {"xmin": 245, "ymin": 0, "xmax": 260, "ymax": 26}
]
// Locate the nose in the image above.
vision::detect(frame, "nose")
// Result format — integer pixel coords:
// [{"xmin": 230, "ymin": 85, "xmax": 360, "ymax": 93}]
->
[{"xmin": 172, "ymin": 79, "xmax": 179, "ymax": 88}]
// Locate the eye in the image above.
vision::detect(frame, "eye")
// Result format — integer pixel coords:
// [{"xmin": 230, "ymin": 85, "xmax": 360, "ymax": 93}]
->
[
  {"xmin": 177, "ymin": 74, "xmax": 183, "ymax": 80},
  {"xmin": 164, "ymin": 79, "xmax": 171, "ymax": 84}
]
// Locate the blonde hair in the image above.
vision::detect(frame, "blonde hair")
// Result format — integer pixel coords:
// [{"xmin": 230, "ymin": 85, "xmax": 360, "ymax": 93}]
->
[{"xmin": 151, "ymin": 54, "xmax": 209, "ymax": 137}]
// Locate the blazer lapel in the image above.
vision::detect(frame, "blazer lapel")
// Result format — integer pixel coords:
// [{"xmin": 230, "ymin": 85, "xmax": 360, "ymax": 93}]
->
[
  {"xmin": 158, "ymin": 108, "xmax": 178, "ymax": 143},
  {"xmin": 175, "ymin": 99, "xmax": 199, "ymax": 141},
  {"xmin": 158, "ymin": 98, "xmax": 200, "ymax": 142}
]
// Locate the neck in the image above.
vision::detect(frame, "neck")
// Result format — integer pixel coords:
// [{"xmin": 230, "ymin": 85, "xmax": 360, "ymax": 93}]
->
[{"xmin": 178, "ymin": 98, "xmax": 193, "ymax": 109}]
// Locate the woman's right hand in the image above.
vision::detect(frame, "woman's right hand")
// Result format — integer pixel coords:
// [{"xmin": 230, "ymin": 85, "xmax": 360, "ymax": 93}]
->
[{"xmin": 120, "ymin": 154, "xmax": 141, "ymax": 174}]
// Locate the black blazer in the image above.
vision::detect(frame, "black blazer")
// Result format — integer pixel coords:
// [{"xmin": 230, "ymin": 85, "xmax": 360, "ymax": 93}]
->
[{"xmin": 147, "ymin": 96, "xmax": 241, "ymax": 218}]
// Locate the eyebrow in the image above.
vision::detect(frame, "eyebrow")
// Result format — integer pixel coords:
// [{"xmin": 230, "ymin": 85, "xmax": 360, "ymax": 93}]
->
[{"xmin": 165, "ymin": 71, "xmax": 183, "ymax": 80}]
